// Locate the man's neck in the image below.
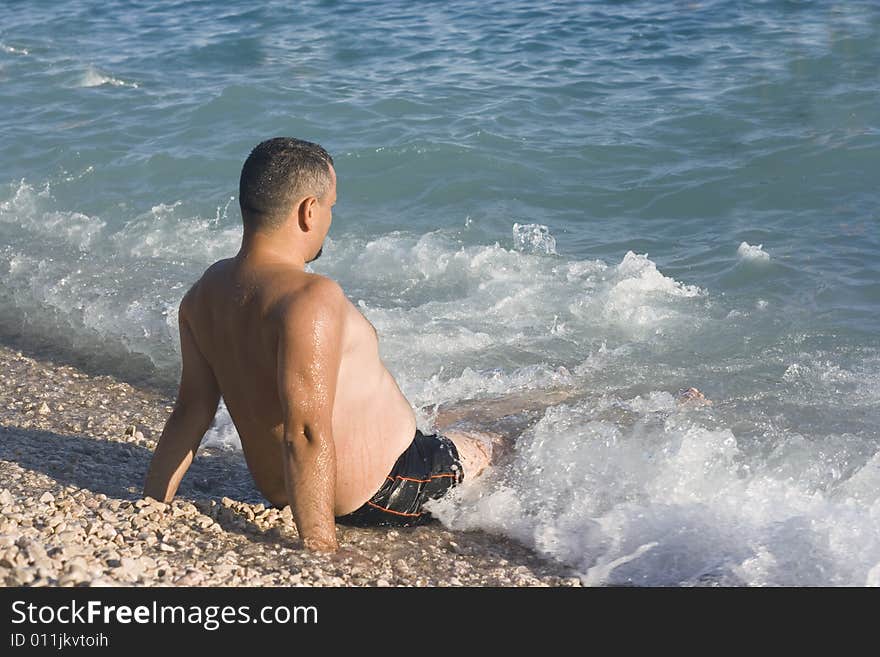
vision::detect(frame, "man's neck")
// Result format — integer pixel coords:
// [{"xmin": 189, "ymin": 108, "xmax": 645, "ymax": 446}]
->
[{"xmin": 236, "ymin": 229, "xmax": 307, "ymax": 270}]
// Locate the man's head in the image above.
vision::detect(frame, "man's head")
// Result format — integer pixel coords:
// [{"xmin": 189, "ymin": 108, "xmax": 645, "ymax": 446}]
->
[{"xmin": 239, "ymin": 137, "xmax": 336, "ymax": 262}]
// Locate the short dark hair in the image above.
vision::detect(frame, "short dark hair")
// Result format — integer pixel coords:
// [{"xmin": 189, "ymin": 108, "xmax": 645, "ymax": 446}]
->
[{"xmin": 238, "ymin": 137, "xmax": 334, "ymax": 231}]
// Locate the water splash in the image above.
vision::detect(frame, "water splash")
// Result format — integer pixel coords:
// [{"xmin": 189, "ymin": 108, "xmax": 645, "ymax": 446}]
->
[
  {"xmin": 80, "ymin": 66, "xmax": 139, "ymax": 89},
  {"xmin": 1, "ymin": 43, "xmax": 29, "ymax": 56},
  {"xmin": 513, "ymin": 222, "xmax": 557, "ymax": 255},
  {"xmin": 737, "ymin": 242, "xmax": 770, "ymax": 261}
]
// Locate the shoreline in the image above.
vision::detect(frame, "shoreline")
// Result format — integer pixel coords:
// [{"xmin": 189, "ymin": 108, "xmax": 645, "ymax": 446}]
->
[{"xmin": 0, "ymin": 344, "xmax": 581, "ymax": 587}]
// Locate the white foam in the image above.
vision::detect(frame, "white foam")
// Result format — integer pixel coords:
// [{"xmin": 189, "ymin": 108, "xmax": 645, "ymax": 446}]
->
[
  {"xmin": 781, "ymin": 355, "xmax": 880, "ymax": 408},
  {"xmin": 80, "ymin": 67, "xmax": 139, "ymax": 89},
  {"xmin": 109, "ymin": 201, "xmax": 240, "ymax": 261},
  {"xmin": 837, "ymin": 451, "xmax": 880, "ymax": 506},
  {"xmin": 322, "ymin": 235, "xmax": 705, "ymax": 371},
  {"xmin": 63, "ymin": 166, "xmax": 95, "ymax": 183},
  {"xmin": 737, "ymin": 241, "xmax": 770, "ymax": 261},
  {"xmin": 410, "ymin": 363, "xmax": 575, "ymax": 412},
  {"xmin": 316, "ymin": 233, "xmax": 708, "ymax": 427},
  {"xmin": 0, "ymin": 180, "xmax": 210, "ymax": 375},
  {"xmin": 512, "ymin": 222, "xmax": 557, "ymax": 255},
  {"xmin": 0, "ymin": 180, "xmax": 104, "ymax": 250},
  {"xmin": 593, "ymin": 251, "xmax": 704, "ymax": 330},
  {"xmin": 0, "ymin": 43, "xmax": 29, "ymax": 55},
  {"xmin": 202, "ymin": 399, "xmax": 241, "ymax": 450},
  {"xmin": 428, "ymin": 396, "xmax": 880, "ymax": 586}
]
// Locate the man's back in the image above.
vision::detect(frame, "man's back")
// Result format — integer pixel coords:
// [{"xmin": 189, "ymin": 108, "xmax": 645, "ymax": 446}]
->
[{"xmin": 180, "ymin": 255, "xmax": 416, "ymax": 514}]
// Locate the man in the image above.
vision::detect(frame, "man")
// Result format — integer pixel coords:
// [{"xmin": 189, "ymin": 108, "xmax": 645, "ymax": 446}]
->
[{"xmin": 143, "ymin": 137, "xmax": 496, "ymax": 552}]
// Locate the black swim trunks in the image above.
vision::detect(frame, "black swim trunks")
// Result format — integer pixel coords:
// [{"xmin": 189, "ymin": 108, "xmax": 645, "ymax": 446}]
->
[{"xmin": 337, "ymin": 430, "xmax": 464, "ymax": 527}]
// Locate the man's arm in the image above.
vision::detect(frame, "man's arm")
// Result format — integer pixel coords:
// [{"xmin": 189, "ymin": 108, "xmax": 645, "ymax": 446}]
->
[
  {"xmin": 276, "ymin": 279, "xmax": 345, "ymax": 552},
  {"xmin": 144, "ymin": 291, "xmax": 221, "ymax": 502}
]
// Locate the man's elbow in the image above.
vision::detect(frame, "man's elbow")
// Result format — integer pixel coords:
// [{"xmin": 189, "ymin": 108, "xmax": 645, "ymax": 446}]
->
[
  {"xmin": 282, "ymin": 424, "xmax": 334, "ymax": 461},
  {"xmin": 283, "ymin": 418, "xmax": 329, "ymax": 443}
]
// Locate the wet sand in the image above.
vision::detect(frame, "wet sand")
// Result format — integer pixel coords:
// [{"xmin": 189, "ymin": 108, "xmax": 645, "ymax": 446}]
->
[{"xmin": 0, "ymin": 345, "xmax": 581, "ymax": 587}]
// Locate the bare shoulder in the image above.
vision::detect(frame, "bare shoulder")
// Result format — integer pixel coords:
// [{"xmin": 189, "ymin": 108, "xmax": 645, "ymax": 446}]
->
[
  {"xmin": 179, "ymin": 259, "xmax": 233, "ymax": 317},
  {"xmin": 302, "ymin": 273, "xmax": 346, "ymax": 302},
  {"xmin": 274, "ymin": 274, "xmax": 348, "ymax": 327}
]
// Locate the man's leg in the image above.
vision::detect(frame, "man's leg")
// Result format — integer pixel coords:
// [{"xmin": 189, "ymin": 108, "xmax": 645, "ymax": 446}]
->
[
  {"xmin": 436, "ymin": 386, "xmax": 710, "ymax": 428},
  {"xmin": 441, "ymin": 428, "xmax": 498, "ymax": 481},
  {"xmin": 433, "ymin": 388, "xmax": 578, "ymax": 482},
  {"xmin": 434, "ymin": 387, "xmax": 579, "ymax": 430},
  {"xmin": 435, "ymin": 386, "xmax": 712, "ymax": 481}
]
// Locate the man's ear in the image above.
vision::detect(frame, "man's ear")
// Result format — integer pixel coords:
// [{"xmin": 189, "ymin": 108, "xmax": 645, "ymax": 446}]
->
[{"xmin": 297, "ymin": 196, "xmax": 318, "ymax": 231}]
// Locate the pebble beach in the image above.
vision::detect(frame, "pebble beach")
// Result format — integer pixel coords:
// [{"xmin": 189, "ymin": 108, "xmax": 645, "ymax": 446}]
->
[{"xmin": 0, "ymin": 344, "xmax": 581, "ymax": 588}]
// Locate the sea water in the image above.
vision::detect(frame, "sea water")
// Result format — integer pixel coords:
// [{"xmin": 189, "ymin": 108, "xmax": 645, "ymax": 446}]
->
[{"xmin": 1, "ymin": 0, "xmax": 878, "ymax": 586}]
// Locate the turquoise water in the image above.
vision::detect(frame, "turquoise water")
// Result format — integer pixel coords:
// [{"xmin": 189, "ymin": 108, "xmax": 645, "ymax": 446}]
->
[{"xmin": 1, "ymin": 0, "xmax": 879, "ymax": 585}]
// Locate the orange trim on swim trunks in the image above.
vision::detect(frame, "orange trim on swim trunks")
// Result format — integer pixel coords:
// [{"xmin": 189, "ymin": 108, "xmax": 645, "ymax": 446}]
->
[
  {"xmin": 384, "ymin": 473, "xmax": 459, "ymax": 484},
  {"xmin": 365, "ymin": 501, "xmax": 423, "ymax": 517}
]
